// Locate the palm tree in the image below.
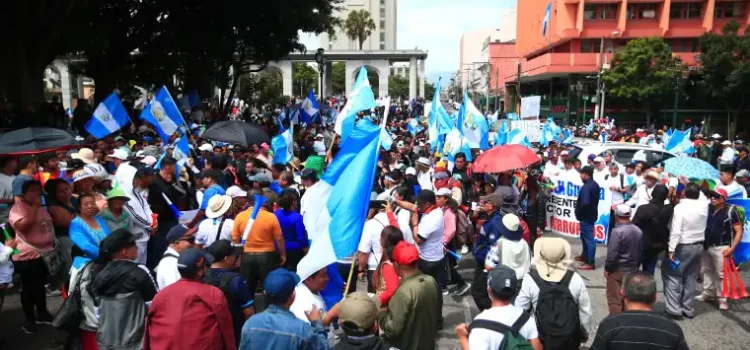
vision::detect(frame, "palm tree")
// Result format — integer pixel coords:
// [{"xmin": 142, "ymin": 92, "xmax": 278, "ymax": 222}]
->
[{"xmin": 343, "ymin": 9, "xmax": 377, "ymax": 50}]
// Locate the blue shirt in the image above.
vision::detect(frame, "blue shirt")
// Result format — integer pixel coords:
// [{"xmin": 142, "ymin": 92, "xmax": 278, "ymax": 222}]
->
[
  {"xmin": 273, "ymin": 209, "xmax": 308, "ymax": 251},
  {"xmin": 69, "ymin": 216, "xmax": 111, "ymax": 259},
  {"xmin": 208, "ymin": 268, "xmax": 253, "ymax": 308},
  {"xmin": 200, "ymin": 184, "xmax": 226, "ymax": 210},
  {"xmin": 240, "ymin": 304, "xmax": 328, "ymax": 350},
  {"xmin": 576, "ymin": 178, "xmax": 601, "ymax": 224},
  {"xmin": 12, "ymin": 174, "xmax": 33, "ymax": 197}
]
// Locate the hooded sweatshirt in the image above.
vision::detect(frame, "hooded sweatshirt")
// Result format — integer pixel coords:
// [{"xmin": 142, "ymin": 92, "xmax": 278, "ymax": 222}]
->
[{"xmin": 632, "ymin": 185, "xmax": 673, "ymax": 257}]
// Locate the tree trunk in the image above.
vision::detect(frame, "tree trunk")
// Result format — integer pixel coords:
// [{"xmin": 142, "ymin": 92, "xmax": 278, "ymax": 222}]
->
[{"xmin": 223, "ymin": 65, "xmax": 242, "ymax": 114}]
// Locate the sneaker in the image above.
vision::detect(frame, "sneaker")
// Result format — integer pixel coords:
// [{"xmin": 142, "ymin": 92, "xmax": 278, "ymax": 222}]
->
[
  {"xmin": 694, "ymin": 294, "xmax": 715, "ymax": 302},
  {"xmin": 578, "ymin": 263, "xmax": 596, "ymax": 271},
  {"xmin": 36, "ymin": 312, "xmax": 54, "ymax": 325},
  {"xmin": 683, "ymin": 312, "xmax": 695, "ymax": 319},
  {"xmin": 662, "ymin": 312, "xmax": 683, "ymax": 321},
  {"xmin": 442, "ymin": 288, "xmax": 450, "ymax": 295},
  {"xmin": 455, "ymin": 283, "xmax": 472, "ymax": 296},
  {"xmin": 574, "ymin": 256, "xmax": 586, "ymax": 262},
  {"xmin": 45, "ymin": 288, "xmax": 62, "ymax": 297},
  {"xmin": 719, "ymin": 299, "xmax": 730, "ymax": 311},
  {"xmin": 460, "ymin": 245, "xmax": 469, "ymax": 255},
  {"xmin": 22, "ymin": 322, "xmax": 37, "ymax": 334}
]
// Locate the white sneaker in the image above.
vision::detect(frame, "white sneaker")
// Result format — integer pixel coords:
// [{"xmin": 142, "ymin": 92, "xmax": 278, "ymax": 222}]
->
[
  {"xmin": 694, "ymin": 294, "xmax": 714, "ymax": 302},
  {"xmin": 719, "ymin": 299, "xmax": 729, "ymax": 311},
  {"xmin": 460, "ymin": 245, "xmax": 469, "ymax": 255}
]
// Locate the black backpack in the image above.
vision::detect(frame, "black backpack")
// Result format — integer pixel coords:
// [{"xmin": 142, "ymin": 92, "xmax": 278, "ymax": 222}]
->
[
  {"xmin": 204, "ymin": 271, "xmax": 244, "ymax": 345},
  {"xmin": 529, "ymin": 269, "xmax": 582, "ymax": 350}
]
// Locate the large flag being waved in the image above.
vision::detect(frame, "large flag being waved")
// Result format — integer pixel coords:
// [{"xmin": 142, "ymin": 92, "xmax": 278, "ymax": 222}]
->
[
  {"xmin": 407, "ymin": 118, "xmax": 424, "ymax": 136},
  {"xmin": 380, "ymin": 98, "xmax": 393, "ymax": 150},
  {"xmin": 300, "ymin": 90, "xmax": 319, "ymax": 126},
  {"xmin": 727, "ymin": 199, "xmax": 750, "ymax": 264},
  {"xmin": 539, "ymin": 117, "xmax": 562, "ymax": 147},
  {"xmin": 335, "ymin": 67, "xmax": 376, "ymax": 144},
  {"xmin": 444, "ymin": 129, "xmax": 473, "ymax": 162},
  {"xmin": 429, "ymin": 78, "xmax": 453, "ymax": 148},
  {"xmin": 665, "ymin": 129, "xmax": 695, "ymax": 155},
  {"xmin": 297, "ymin": 119, "xmax": 383, "ymax": 285},
  {"xmin": 457, "ymin": 91, "xmax": 480, "ymax": 148},
  {"xmin": 542, "ymin": 2, "xmax": 552, "ymax": 36},
  {"xmin": 272, "ymin": 124, "xmax": 294, "ymax": 165},
  {"xmin": 140, "ymin": 86, "xmax": 186, "ymax": 141},
  {"xmin": 85, "ymin": 92, "xmax": 129, "ymax": 139},
  {"xmin": 494, "ymin": 119, "xmax": 510, "ymax": 146},
  {"xmin": 507, "ymin": 128, "xmax": 532, "ymax": 148}
]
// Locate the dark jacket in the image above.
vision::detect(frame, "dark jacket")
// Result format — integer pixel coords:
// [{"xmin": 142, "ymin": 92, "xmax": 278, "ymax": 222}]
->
[
  {"xmin": 605, "ymin": 222, "xmax": 643, "ymax": 273},
  {"xmin": 632, "ymin": 185, "xmax": 673, "ymax": 257},
  {"xmin": 736, "ymin": 155, "xmax": 750, "ymax": 174},
  {"xmin": 575, "ymin": 178, "xmax": 600, "ymax": 224},
  {"xmin": 473, "ymin": 210, "xmax": 504, "ymax": 263},
  {"xmin": 333, "ymin": 334, "xmax": 390, "ymax": 350},
  {"xmin": 524, "ymin": 189, "xmax": 547, "ymax": 231},
  {"xmin": 148, "ymin": 174, "xmax": 188, "ymax": 226}
]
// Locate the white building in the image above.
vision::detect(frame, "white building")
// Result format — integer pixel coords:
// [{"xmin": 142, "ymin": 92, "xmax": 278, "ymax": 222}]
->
[{"xmin": 320, "ymin": 0, "xmax": 397, "ymax": 51}]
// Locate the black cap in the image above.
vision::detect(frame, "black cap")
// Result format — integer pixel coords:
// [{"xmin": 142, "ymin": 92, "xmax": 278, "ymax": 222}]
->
[
  {"xmin": 207, "ymin": 239, "xmax": 243, "ymax": 261},
  {"xmin": 416, "ymin": 189, "xmax": 436, "ymax": 204},
  {"xmin": 99, "ymin": 229, "xmax": 136, "ymax": 258},
  {"xmin": 579, "ymin": 165, "xmax": 594, "ymax": 177},
  {"xmin": 301, "ymin": 168, "xmax": 318, "ymax": 181},
  {"xmin": 488, "ymin": 265, "xmax": 518, "ymax": 299},
  {"xmin": 177, "ymin": 248, "xmax": 214, "ymax": 275}
]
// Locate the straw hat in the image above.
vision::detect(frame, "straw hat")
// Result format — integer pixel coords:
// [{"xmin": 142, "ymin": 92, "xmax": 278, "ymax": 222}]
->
[
  {"xmin": 206, "ymin": 195, "xmax": 233, "ymax": 219},
  {"xmin": 71, "ymin": 148, "xmax": 97, "ymax": 164},
  {"xmin": 533, "ymin": 237, "xmax": 573, "ymax": 283}
]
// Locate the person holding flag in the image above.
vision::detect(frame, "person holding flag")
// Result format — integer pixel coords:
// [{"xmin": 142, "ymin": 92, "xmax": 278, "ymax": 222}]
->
[{"xmin": 147, "ymin": 157, "xmax": 189, "ymax": 266}]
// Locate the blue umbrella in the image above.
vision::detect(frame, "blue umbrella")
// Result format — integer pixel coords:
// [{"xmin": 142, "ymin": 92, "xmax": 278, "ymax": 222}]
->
[{"xmin": 663, "ymin": 157, "xmax": 719, "ymax": 180}]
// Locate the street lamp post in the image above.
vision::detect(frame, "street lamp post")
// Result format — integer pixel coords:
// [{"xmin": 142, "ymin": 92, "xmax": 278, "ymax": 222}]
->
[
  {"xmin": 315, "ymin": 48, "xmax": 326, "ymax": 97},
  {"xmin": 672, "ymin": 66, "xmax": 689, "ymax": 128}
]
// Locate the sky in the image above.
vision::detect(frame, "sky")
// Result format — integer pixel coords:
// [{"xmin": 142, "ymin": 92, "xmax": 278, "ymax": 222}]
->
[{"xmin": 300, "ymin": 0, "xmax": 517, "ymax": 83}]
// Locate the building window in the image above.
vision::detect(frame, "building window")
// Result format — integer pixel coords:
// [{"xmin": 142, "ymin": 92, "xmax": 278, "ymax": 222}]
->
[
  {"xmin": 670, "ymin": 38, "xmax": 699, "ymax": 52},
  {"xmin": 715, "ymin": 2, "xmax": 745, "ymax": 18},
  {"xmin": 380, "ymin": 8, "xmax": 386, "ymax": 18},
  {"xmin": 580, "ymin": 39, "xmax": 601, "ymax": 53},
  {"xmin": 584, "ymin": 4, "xmax": 618, "ymax": 20},
  {"xmin": 669, "ymin": 2, "xmax": 702, "ymax": 19},
  {"xmin": 627, "ymin": 3, "xmax": 657, "ymax": 19},
  {"xmin": 380, "ymin": 43, "xmax": 386, "ymax": 50},
  {"xmin": 552, "ymin": 42, "xmax": 571, "ymax": 53},
  {"xmin": 381, "ymin": 18, "xmax": 386, "ymax": 27},
  {"xmin": 380, "ymin": 32, "xmax": 385, "ymax": 41},
  {"xmin": 380, "ymin": 0, "xmax": 385, "ymax": 4}
]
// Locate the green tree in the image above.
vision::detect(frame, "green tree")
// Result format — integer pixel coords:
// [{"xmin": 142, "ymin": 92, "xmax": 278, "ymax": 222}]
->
[
  {"xmin": 366, "ymin": 67, "xmax": 379, "ymax": 96},
  {"xmin": 343, "ymin": 10, "xmax": 376, "ymax": 50},
  {"xmin": 292, "ymin": 62, "xmax": 319, "ymax": 98},
  {"xmin": 424, "ymin": 82, "xmax": 436, "ymax": 100},
  {"xmin": 389, "ymin": 75, "xmax": 409, "ymax": 98},
  {"xmin": 331, "ymin": 62, "xmax": 346, "ymax": 95},
  {"xmin": 256, "ymin": 70, "xmax": 283, "ymax": 106},
  {"xmin": 698, "ymin": 20, "xmax": 750, "ymax": 139},
  {"xmin": 602, "ymin": 37, "xmax": 683, "ymax": 126}
]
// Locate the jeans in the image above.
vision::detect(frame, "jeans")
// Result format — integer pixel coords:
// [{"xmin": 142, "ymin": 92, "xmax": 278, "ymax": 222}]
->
[
  {"xmin": 579, "ymin": 222, "xmax": 596, "ymax": 265},
  {"xmin": 471, "ymin": 266, "xmax": 491, "ymax": 311},
  {"xmin": 419, "ymin": 258, "xmax": 445, "ymax": 327},
  {"xmin": 240, "ymin": 252, "xmax": 280, "ymax": 310},
  {"xmin": 15, "ymin": 258, "xmax": 49, "ymax": 323},
  {"xmin": 642, "ymin": 254, "xmax": 659, "ymax": 275}
]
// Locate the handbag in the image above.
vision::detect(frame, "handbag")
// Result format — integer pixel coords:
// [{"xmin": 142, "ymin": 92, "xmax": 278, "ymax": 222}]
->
[
  {"xmin": 52, "ymin": 262, "xmax": 91, "ymax": 332},
  {"xmin": 17, "ymin": 235, "xmax": 62, "ymax": 277}
]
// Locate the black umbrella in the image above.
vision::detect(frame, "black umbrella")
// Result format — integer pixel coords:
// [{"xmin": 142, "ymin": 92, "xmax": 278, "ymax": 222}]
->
[
  {"xmin": 0, "ymin": 127, "xmax": 81, "ymax": 155},
  {"xmin": 201, "ymin": 120, "xmax": 270, "ymax": 147}
]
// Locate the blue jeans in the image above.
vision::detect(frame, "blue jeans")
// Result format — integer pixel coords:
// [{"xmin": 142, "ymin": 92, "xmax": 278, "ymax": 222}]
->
[
  {"xmin": 580, "ymin": 222, "xmax": 596, "ymax": 265},
  {"xmin": 642, "ymin": 255, "xmax": 659, "ymax": 275}
]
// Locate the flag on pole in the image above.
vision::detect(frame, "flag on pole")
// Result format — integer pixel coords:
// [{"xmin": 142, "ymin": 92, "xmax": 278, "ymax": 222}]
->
[
  {"xmin": 407, "ymin": 118, "xmax": 424, "ymax": 136},
  {"xmin": 335, "ymin": 67, "xmax": 377, "ymax": 145},
  {"xmin": 380, "ymin": 98, "xmax": 393, "ymax": 150},
  {"xmin": 665, "ymin": 129, "xmax": 695, "ymax": 155},
  {"xmin": 507, "ymin": 128, "xmax": 532, "ymax": 148},
  {"xmin": 85, "ymin": 92, "xmax": 130, "ymax": 139},
  {"xmin": 272, "ymin": 124, "xmax": 294, "ymax": 165},
  {"xmin": 300, "ymin": 90, "xmax": 319, "ymax": 126},
  {"xmin": 542, "ymin": 2, "xmax": 552, "ymax": 36},
  {"xmin": 140, "ymin": 86, "xmax": 186, "ymax": 141}
]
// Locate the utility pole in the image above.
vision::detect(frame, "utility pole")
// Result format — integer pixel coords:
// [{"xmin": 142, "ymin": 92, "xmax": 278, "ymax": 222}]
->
[
  {"xmin": 516, "ymin": 61, "xmax": 521, "ymax": 113},
  {"xmin": 485, "ymin": 61, "xmax": 491, "ymax": 112},
  {"xmin": 594, "ymin": 36, "xmax": 604, "ymax": 120},
  {"xmin": 495, "ymin": 67, "xmax": 500, "ymax": 113}
]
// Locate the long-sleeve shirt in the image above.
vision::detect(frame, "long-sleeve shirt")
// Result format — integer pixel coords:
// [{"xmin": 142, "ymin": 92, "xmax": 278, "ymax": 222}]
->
[
  {"xmin": 605, "ymin": 223, "xmax": 643, "ymax": 273},
  {"xmin": 378, "ymin": 273, "xmax": 440, "ymax": 350},
  {"xmin": 274, "ymin": 209, "xmax": 308, "ymax": 251},
  {"xmin": 373, "ymin": 262, "xmax": 399, "ymax": 306},
  {"xmin": 441, "ymin": 208, "xmax": 457, "ymax": 245},
  {"xmin": 668, "ymin": 198, "xmax": 708, "ymax": 252},
  {"xmin": 69, "ymin": 216, "xmax": 111, "ymax": 259},
  {"xmin": 575, "ymin": 179, "xmax": 600, "ymax": 224},
  {"xmin": 626, "ymin": 184, "xmax": 658, "ymax": 213}
]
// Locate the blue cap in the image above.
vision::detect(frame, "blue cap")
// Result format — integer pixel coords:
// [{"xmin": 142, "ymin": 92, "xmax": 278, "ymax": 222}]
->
[
  {"xmin": 166, "ymin": 224, "xmax": 191, "ymax": 244},
  {"xmin": 177, "ymin": 248, "xmax": 214, "ymax": 276},
  {"xmin": 264, "ymin": 268, "xmax": 300, "ymax": 303}
]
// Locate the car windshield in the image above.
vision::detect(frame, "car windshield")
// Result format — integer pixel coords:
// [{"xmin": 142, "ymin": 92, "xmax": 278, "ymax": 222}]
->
[{"xmin": 567, "ymin": 146, "xmax": 583, "ymax": 161}]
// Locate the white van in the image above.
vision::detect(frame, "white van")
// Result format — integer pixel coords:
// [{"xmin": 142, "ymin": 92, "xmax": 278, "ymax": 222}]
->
[{"xmin": 567, "ymin": 140, "xmax": 676, "ymax": 168}]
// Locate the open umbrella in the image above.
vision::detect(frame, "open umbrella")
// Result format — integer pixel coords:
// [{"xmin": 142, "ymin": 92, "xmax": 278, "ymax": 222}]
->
[
  {"xmin": 472, "ymin": 144, "xmax": 541, "ymax": 173},
  {"xmin": 0, "ymin": 127, "xmax": 81, "ymax": 155},
  {"xmin": 663, "ymin": 156, "xmax": 719, "ymax": 180},
  {"xmin": 201, "ymin": 120, "xmax": 270, "ymax": 147}
]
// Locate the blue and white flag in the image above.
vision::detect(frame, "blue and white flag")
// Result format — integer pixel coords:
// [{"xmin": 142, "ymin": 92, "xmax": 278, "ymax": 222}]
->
[
  {"xmin": 665, "ymin": 129, "xmax": 695, "ymax": 155},
  {"xmin": 494, "ymin": 119, "xmax": 510, "ymax": 146},
  {"xmin": 506, "ymin": 113, "xmax": 519, "ymax": 121},
  {"xmin": 380, "ymin": 97, "xmax": 393, "ymax": 150},
  {"xmin": 300, "ymin": 90, "xmax": 319, "ymax": 126},
  {"xmin": 443, "ymin": 129, "xmax": 473, "ymax": 162},
  {"xmin": 585, "ymin": 118, "xmax": 595, "ymax": 135},
  {"xmin": 562, "ymin": 128, "xmax": 574, "ymax": 145},
  {"xmin": 140, "ymin": 86, "xmax": 185, "ymax": 141},
  {"xmin": 272, "ymin": 124, "xmax": 294, "ymax": 165},
  {"xmin": 407, "ymin": 118, "xmax": 424, "ymax": 136},
  {"xmin": 487, "ymin": 110, "xmax": 499, "ymax": 124},
  {"xmin": 600, "ymin": 132, "xmax": 608, "ymax": 144},
  {"xmin": 507, "ymin": 128, "xmax": 532, "ymax": 148},
  {"xmin": 172, "ymin": 136, "xmax": 190, "ymax": 162},
  {"xmin": 540, "ymin": 118, "xmax": 562, "ymax": 147},
  {"xmin": 336, "ymin": 67, "xmax": 376, "ymax": 144},
  {"xmin": 459, "ymin": 91, "xmax": 488, "ymax": 149},
  {"xmin": 429, "ymin": 78, "xmax": 453, "ymax": 148},
  {"xmin": 727, "ymin": 199, "xmax": 750, "ymax": 264},
  {"xmin": 542, "ymin": 2, "xmax": 552, "ymax": 36},
  {"xmin": 85, "ymin": 92, "xmax": 130, "ymax": 139},
  {"xmin": 296, "ymin": 119, "xmax": 382, "ymax": 288}
]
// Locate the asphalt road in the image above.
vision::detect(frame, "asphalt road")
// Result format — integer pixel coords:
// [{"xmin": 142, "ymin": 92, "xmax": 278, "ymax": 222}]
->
[{"xmin": 3, "ymin": 233, "xmax": 750, "ymax": 349}]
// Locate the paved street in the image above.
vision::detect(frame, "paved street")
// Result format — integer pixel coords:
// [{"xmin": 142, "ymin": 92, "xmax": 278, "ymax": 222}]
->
[{"xmin": 4, "ymin": 233, "xmax": 750, "ymax": 349}]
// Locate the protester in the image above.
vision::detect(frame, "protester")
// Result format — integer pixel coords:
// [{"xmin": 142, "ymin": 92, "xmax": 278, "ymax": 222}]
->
[
  {"xmin": 373, "ymin": 225, "xmax": 403, "ymax": 306},
  {"xmin": 358, "ymin": 206, "xmax": 389, "ymax": 293},
  {"xmin": 12, "ymin": 156, "xmax": 38, "ymax": 203},
  {"xmin": 663, "ymin": 183, "xmax": 707, "ymax": 320},
  {"xmin": 98, "ymin": 186, "xmax": 134, "ymax": 233},
  {"xmin": 575, "ymin": 166, "xmax": 600, "ymax": 270},
  {"xmin": 410, "ymin": 189, "xmax": 445, "ymax": 327},
  {"xmin": 515, "ymin": 237, "xmax": 593, "ymax": 350},
  {"xmin": 148, "ymin": 156, "xmax": 188, "ymax": 266},
  {"xmin": 471, "ymin": 193, "xmax": 505, "ymax": 311},
  {"xmin": 717, "ymin": 167, "xmax": 748, "ymax": 199},
  {"xmin": 196, "ymin": 194, "xmax": 234, "ymax": 248},
  {"xmin": 44, "ymin": 179, "xmax": 76, "ymax": 280},
  {"xmin": 274, "ymin": 189, "xmax": 308, "ymax": 272},
  {"xmin": 632, "ymin": 184, "xmax": 673, "ymax": 275},
  {"xmin": 70, "ymin": 193, "xmax": 111, "ymax": 260},
  {"xmin": 240, "ymin": 268, "xmax": 329, "ymax": 349},
  {"xmin": 289, "ymin": 267, "xmax": 340, "ymax": 347},
  {"xmin": 335, "ymin": 291, "xmax": 390, "ymax": 350},
  {"xmin": 124, "ymin": 166, "xmax": 155, "ymax": 265},
  {"xmin": 522, "ymin": 172, "xmax": 546, "ymax": 251},
  {"xmin": 145, "ymin": 248, "xmax": 235, "ymax": 350},
  {"xmin": 435, "ymin": 188, "xmax": 471, "ymax": 296},
  {"xmin": 89, "ymin": 229, "xmax": 157, "ymax": 350},
  {"xmin": 736, "ymin": 169, "xmax": 750, "ymax": 194},
  {"xmin": 484, "ymin": 214, "xmax": 530, "ymax": 285},
  {"xmin": 155, "ymin": 224, "xmax": 196, "ymax": 290},
  {"xmin": 627, "ymin": 170, "xmax": 661, "ymax": 212},
  {"xmin": 696, "ymin": 188, "xmax": 744, "ymax": 311},
  {"xmin": 591, "ymin": 272, "xmax": 689, "ymax": 350},
  {"xmin": 456, "ymin": 265, "xmax": 542, "ymax": 350},
  {"xmin": 605, "ymin": 204, "xmax": 643, "ymax": 315}
]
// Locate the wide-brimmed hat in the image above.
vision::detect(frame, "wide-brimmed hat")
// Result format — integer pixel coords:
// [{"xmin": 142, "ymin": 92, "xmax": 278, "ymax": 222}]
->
[
  {"xmin": 533, "ymin": 237, "xmax": 573, "ymax": 283},
  {"xmin": 105, "ymin": 187, "xmax": 130, "ymax": 201},
  {"xmin": 71, "ymin": 148, "xmax": 97, "ymax": 164},
  {"xmin": 206, "ymin": 195, "xmax": 233, "ymax": 219}
]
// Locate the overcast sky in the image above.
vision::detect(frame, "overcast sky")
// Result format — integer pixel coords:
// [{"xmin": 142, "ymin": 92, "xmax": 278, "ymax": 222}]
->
[{"xmin": 300, "ymin": 0, "xmax": 517, "ymax": 83}]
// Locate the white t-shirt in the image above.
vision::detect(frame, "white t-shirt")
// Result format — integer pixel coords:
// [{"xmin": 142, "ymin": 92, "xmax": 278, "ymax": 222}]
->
[
  {"xmin": 289, "ymin": 284, "xmax": 335, "ymax": 347},
  {"xmin": 155, "ymin": 247, "xmax": 180, "ymax": 290},
  {"xmin": 0, "ymin": 173, "xmax": 15, "ymax": 223},
  {"xmin": 717, "ymin": 181, "xmax": 748, "ymax": 199},
  {"xmin": 468, "ymin": 305, "xmax": 539, "ymax": 350},
  {"xmin": 358, "ymin": 213, "xmax": 388, "ymax": 271},
  {"xmin": 593, "ymin": 168, "xmax": 608, "ymax": 184},
  {"xmin": 313, "ymin": 141, "xmax": 327, "ymax": 156},
  {"xmin": 417, "ymin": 207, "xmax": 445, "ymax": 262},
  {"xmin": 603, "ymin": 173, "xmax": 626, "ymax": 205},
  {"xmin": 196, "ymin": 217, "xmax": 235, "ymax": 247}
]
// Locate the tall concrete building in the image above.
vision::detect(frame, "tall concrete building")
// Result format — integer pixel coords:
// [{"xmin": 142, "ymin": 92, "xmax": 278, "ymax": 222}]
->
[
  {"xmin": 459, "ymin": 28, "xmax": 498, "ymax": 90},
  {"xmin": 320, "ymin": 0, "xmax": 397, "ymax": 51}
]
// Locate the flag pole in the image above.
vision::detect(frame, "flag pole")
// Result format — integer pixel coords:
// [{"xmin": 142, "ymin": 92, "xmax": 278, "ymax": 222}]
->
[{"xmin": 343, "ymin": 252, "xmax": 359, "ymax": 295}]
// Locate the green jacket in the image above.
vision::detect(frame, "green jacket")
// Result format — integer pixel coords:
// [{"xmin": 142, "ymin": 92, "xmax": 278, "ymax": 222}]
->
[
  {"xmin": 97, "ymin": 208, "xmax": 134, "ymax": 236},
  {"xmin": 377, "ymin": 272, "xmax": 439, "ymax": 350}
]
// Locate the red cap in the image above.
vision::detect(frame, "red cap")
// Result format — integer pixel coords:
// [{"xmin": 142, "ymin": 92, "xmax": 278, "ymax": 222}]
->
[
  {"xmin": 392, "ymin": 241, "xmax": 420, "ymax": 266},
  {"xmin": 714, "ymin": 188, "xmax": 728, "ymax": 199}
]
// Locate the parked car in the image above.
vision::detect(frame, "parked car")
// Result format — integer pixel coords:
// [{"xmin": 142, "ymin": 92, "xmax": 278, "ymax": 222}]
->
[{"xmin": 567, "ymin": 140, "xmax": 676, "ymax": 168}]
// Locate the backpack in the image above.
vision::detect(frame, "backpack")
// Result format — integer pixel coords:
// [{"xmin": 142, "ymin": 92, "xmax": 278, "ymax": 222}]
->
[
  {"xmin": 455, "ymin": 208, "xmax": 474, "ymax": 244},
  {"xmin": 204, "ymin": 271, "xmax": 244, "ymax": 344},
  {"xmin": 529, "ymin": 269, "xmax": 582, "ymax": 350},
  {"xmin": 469, "ymin": 312, "xmax": 534, "ymax": 350}
]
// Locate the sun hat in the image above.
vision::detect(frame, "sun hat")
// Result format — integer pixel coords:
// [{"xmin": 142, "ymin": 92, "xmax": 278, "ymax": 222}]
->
[
  {"xmin": 339, "ymin": 291, "xmax": 381, "ymax": 333},
  {"xmin": 206, "ymin": 195, "xmax": 233, "ymax": 219},
  {"xmin": 109, "ymin": 149, "xmax": 129, "ymax": 161},
  {"xmin": 71, "ymin": 148, "xmax": 97, "ymax": 164},
  {"xmin": 199, "ymin": 143, "xmax": 213, "ymax": 152},
  {"xmin": 593, "ymin": 156, "xmax": 604, "ymax": 163},
  {"xmin": 479, "ymin": 193, "xmax": 503, "ymax": 207},
  {"xmin": 712, "ymin": 133, "xmax": 722, "ymax": 139},
  {"xmin": 105, "ymin": 186, "xmax": 130, "ymax": 201},
  {"xmin": 645, "ymin": 170, "xmax": 660, "ymax": 180},
  {"xmin": 736, "ymin": 169, "xmax": 750, "ymax": 178},
  {"xmin": 533, "ymin": 237, "xmax": 573, "ymax": 283},
  {"xmin": 721, "ymin": 140, "xmax": 732, "ymax": 146},
  {"xmin": 499, "ymin": 214, "xmax": 524, "ymax": 241}
]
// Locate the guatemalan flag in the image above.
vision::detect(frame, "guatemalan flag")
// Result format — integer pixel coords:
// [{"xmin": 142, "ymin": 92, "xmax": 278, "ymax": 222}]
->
[
  {"xmin": 494, "ymin": 119, "xmax": 510, "ymax": 146},
  {"xmin": 85, "ymin": 92, "xmax": 129, "ymax": 139},
  {"xmin": 335, "ymin": 67, "xmax": 376, "ymax": 145},
  {"xmin": 458, "ymin": 91, "xmax": 486, "ymax": 149},
  {"xmin": 300, "ymin": 90, "xmax": 319, "ymax": 126},
  {"xmin": 272, "ymin": 124, "xmax": 294, "ymax": 165},
  {"xmin": 665, "ymin": 129, "xmax": 695, "ymax": 155},
  {"xmin": 507, "ymin": 128, "xmax": 532, "ymax": 148},
  {"xmin": 542, "ymin": 2, "xmax": 552, "ymax": 36},
  {"xmin": 140, "ymin": 86, "xmax": 186, "ymax": 141},
  {"xmin": 727, "ymin": 199, "xmax": 750, "ymax": 264},
  {"xmin": 444, "ymin": 129, "xmax": 473, "ymax": 162},
  {"xmin": 407, "ymin": 118, "xmax": 424, "ymax": 136}
]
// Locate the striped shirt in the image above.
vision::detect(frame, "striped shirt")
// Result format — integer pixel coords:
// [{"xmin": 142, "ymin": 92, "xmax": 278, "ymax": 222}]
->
[{"xmin": 591, "ymin": 310, "xmax": 688, "ymax": 350}]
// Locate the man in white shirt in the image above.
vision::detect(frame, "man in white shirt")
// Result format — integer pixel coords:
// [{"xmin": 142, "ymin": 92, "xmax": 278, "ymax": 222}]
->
[
  {"xmin": 415, "ymin": 157, "xmax": 434, "ymax": 192},
  {"xmin": 626, "ymin": 170, "xmax": 661, "ymax": 212},
  {"xmin": 717, "ymin": 167, "xmax": 748, "ymax": 199},
  {"xmin": 543, "ymin": 154, "xmax": 561, "ymax": 181},
  {"xmin": 155, "ymin": 225, "xmax": 196, "ymax": 290},
  {"xmin": 289, "ymin": 267, "xmax": 340, "ymax": 348},
  {"xmin": 604, "ymin": 163, "xmax": 629, "ymax": 206},
  {"xmin": 195, "ymin": 195, "xmax": 234, "ymax": 248},
  {"xmin": 410, "ymin": 190, "xmax": 446, "ymax": 325},
  {"xmin": 357, "ymin": 211, "xmax": 388, "ymax": 293},
  {"xmin": 456, "ymin": 265, "xmax": 543, "ymax": 350},
  {"xmin": 663, "ymin": 183, "xmax": 708, "ymax": 320},
  {"xmin": 0, "ymin": 158, "xmax": 17, "ymax": 224},
  {"xmin": 313, "ymin": 134, "xmax": 327, "ymax": 156},
  {"xmin": 719, "ymin": 140, "xmax": 735, "ymax": 166}
]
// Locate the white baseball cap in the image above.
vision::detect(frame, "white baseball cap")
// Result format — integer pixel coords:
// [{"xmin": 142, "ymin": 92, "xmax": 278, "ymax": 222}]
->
[
  {"xmin": 435, "ymin": 188, "xmax": 452, "ymax": 197},
  {"xmin": 712, "ymin": 133, "xmax": 722, "ymax": 139},
  {"xmin": 593, "ymin": 156, "xmax": 604, "ymax": 163},
  {"xmin": 405, "ymin": 167, "xmax": 416, "ymax": 176},
  {"xmin": 198, "ymin": 143, "xmax": 213, "ymax": 152},
  {"xmin": 226, "ymin": 185, "xmax": 248, "ymax": 199},
  {"xmin": 721, "ymin": 140, "xmax": 732, "ymax": 146},
  {"xmin": 615, "ymin": 204, "xmax": 631, "ymax": 217},
  {"xmin": 108, "ymin": 149, "xmax": 129, "ymax": 161}
]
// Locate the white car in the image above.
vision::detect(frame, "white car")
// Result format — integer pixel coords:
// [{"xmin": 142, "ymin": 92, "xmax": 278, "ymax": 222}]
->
[{"xmin": 567, "ymin": 140, "xmax": 676, "ymax": 168}]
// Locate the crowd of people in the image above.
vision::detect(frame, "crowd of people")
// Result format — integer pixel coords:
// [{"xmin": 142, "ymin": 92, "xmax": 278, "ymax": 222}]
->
[{"xmin": 0, "ymin": 97, "xmax": 747, "ymax": 350}]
